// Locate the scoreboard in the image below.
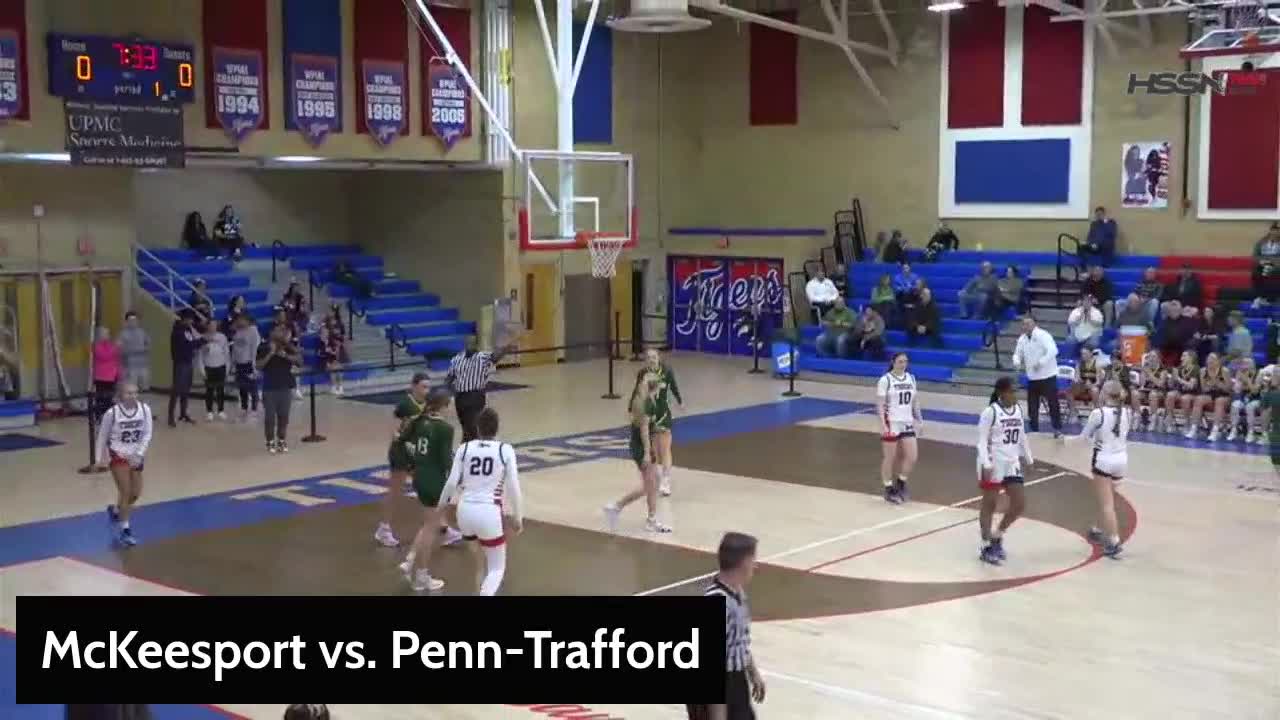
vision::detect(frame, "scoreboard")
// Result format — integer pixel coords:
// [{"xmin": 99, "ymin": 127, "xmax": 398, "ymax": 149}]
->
[{"xmin": 47, "ymin": 33, "xmax": 195, "ymax": 104}]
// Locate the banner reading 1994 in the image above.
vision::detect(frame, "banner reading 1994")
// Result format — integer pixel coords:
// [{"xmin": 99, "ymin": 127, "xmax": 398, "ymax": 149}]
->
[
  {"xmin": 362, "ymin": 60, "xmax": 406, "ymax": 146},
  {"xmin": 289, "ymin": 53, "xmax": 340, "ymax": 147},
  {"xmin": 211, "ymin": 47, "xmax": 264, "ymax": 144},
  {"xmin": 0, "ymin": 28, "xmax": 22, "ymax": 120}
]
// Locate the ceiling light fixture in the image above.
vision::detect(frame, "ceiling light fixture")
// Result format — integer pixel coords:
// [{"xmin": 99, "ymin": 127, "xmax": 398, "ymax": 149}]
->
[{"xmin": 928, "ymin": 1, "xmax": 965, "ymax": 12}]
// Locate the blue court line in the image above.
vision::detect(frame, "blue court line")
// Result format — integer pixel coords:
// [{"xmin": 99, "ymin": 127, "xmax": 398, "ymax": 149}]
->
[
  {"xmin": 0, "ymin": 434, "xmax": 63, "ymax": 452},
  {"xmin": 667, "ymin": 227, "xmax": 827, "ymax": 237}
]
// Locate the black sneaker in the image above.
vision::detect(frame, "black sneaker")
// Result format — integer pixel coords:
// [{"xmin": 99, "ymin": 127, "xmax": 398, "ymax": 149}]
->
[
  {"xmin": 883, "ymin": 485, "xmax": 902, "ymax": 504},
  {"xmin": 1102, "ymin": 542, "xmax": 1123, "ymax": 559},
  {"xmin": 1086, "ymin": 528, "xmax": 1104, "ymax": 544},
  {"xmin": 979, "ymin": 543, "xmax": 1002, "ymax": 565},
  {"xmin": 990, "ymin": 536, "xmax": 1007, "ymax": 561},
  {"xmin": 107, "ymin": 504, "xmax": 119, "ymax": 523},
  {"xmin": 894, "ymin": 478, "xmax": 909, "ymax": 502}
]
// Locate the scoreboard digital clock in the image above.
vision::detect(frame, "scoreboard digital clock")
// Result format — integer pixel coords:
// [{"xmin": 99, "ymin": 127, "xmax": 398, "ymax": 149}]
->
[{"xmin": 47, "ymin": 33, "xmax": 195, "ymax": 104}]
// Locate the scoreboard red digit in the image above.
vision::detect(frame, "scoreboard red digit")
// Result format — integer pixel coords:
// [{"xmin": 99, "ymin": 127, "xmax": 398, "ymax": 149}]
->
[{"xmin": 47, "ymin": 33, "xmax": 195, "ymax": 103}]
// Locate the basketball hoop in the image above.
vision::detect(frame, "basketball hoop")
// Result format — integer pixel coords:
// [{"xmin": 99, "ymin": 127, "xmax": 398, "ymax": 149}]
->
[{"xmin": 579, "ymin": 231, "xmax": 629, "ymax": 279}]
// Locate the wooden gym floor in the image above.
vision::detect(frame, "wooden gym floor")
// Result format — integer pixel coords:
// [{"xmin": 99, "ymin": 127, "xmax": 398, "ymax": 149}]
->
[{"xmin": 1, "ymin": 353, "xmax": 1276, "ymax": 720}]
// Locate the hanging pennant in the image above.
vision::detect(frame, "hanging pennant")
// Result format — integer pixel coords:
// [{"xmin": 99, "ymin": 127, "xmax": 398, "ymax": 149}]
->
[
  {"xmin": 362, "ymin": 60, "xmax": 406, "ymax": 147},
  {"xmin": 427, "ymin": 58, "xmax": 467, "ymax": 151},
  {"xmin": 211, "ymin": 47, "xmax": 265, "ymax": 144}
]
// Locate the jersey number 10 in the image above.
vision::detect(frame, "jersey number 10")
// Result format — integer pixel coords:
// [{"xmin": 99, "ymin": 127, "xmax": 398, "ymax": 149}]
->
[{"xmin": 898, "ymin": 390, "xmax": 912, "ymax": 405}]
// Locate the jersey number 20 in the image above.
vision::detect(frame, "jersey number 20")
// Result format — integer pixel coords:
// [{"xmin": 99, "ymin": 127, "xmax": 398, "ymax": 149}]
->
[{"xmin": 469, "ymin": 456, "xmax": 494, "ymax": 476}]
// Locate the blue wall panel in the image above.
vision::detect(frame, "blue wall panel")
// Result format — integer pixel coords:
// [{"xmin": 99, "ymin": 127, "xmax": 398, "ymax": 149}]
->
[
  {"xmin": 572, "ymin": 23, "xmax": 613, "ymax": 144},
  {"xmin": 954, "ymin": 139, "xmax": 1071, "ymax": 204}
]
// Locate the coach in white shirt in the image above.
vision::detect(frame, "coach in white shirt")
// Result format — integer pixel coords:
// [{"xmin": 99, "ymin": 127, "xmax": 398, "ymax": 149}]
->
[
  {"xmin": 1011, "ymin": 315, "xmax": 1063, "ymax": 437},
  {"xmin": 806, "ymin": 268, "xmax": 841, "ymax": 323}
]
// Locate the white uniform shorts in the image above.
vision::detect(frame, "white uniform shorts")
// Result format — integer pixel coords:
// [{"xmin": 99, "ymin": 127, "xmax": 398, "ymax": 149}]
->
[
  {"xmin": 456, "ymin": 501, "xmax": 506, "ymax": 547},
  {"xmin": 1091, "ymin": 451, "xmax": 1126, "ymax": 481},
  {"xmin": 882, "ymin": 420, "xmax": 916, "ymax": 442},
  {"xmin": 978, "ymin": 457, "xmax": 1023, "ymax": 490}
]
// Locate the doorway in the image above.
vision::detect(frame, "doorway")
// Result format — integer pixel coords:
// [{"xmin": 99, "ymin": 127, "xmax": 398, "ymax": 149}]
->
[{"xmin": 520, "ymin": 263, "xmax": 557, "ymax": 366}]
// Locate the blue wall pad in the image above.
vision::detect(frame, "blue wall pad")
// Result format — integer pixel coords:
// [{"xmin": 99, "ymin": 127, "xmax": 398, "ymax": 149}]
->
[
  {"xmin": 954, "ymin": 139, "xmax": 1071, "ymax": 204},
  {"xmin": 669, "ymin": 227, "xmax": 826, "ymax": 237},
  {"xmin": 572, "ymin": 22, "xmax": 613, "ymax": 144}
]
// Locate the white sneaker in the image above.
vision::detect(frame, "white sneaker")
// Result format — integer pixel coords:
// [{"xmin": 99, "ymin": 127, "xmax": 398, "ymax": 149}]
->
[
  {"xmin": 602, "ymin": 504, "xmax": 620, "ymax": 533},
  {"xmin": 441, "ymin": 527, "xmax": 464, "ymax": 547},
  {"xmin": 1184, "ymin": 426, "xmax": 1197, "ymax": 440},
  {"xmin": 206, "ymin": 412, "xmax": 214, "ymax": 421},
  {"xmin": 375, "ymin": 524, "xmax": 400, "ymax": 548},
  {"xmin": 217, "ymin": 411, "xmax": 226, "ymax": 421},
  {"xmin": 659, "ymin": 477, "xmax": 672, "ymax": 497},
  {"xmin": 645, "ymin": 517, "xmax": 673, "ymax": 534},
  {"xmin": 1227, "ymin": 427, "xmax": 1239, "ymax": 442},
  {"xmin": 268, "ymin": 441, "xmax": 278, "ymax": 454},
  {"xmin": 278, "ymin": 441, "xmax": 289, "ymax": 454},
  {"xmin": 398, "ymin": 556, "xmax": 416, "ymax": 578},
  {"xmin": 1256, "ymin": 433, "xmax": 1268, "ymax": 445},
  {"xmin": 411, "ymin": 569, "xmax": 444, "ymax": 592},
  {"xmin": 1208, "ymin": 427, "xmax": 1221, "ymax": 442}
]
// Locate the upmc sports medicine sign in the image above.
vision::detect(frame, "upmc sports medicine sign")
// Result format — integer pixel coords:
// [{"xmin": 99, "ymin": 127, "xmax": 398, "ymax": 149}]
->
[{"xmin": 64, "ymin": 100, "xmax": 185, "ymax": 168}]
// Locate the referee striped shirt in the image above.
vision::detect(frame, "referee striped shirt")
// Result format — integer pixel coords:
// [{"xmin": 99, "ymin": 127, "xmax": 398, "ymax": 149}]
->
[
  {"xmin": 706, "ymin": 578, "xmax": 752, "ymax": 672},
  {"xmin": 448, "ymin": 350, "xmax": 497, "ymax": 393}
]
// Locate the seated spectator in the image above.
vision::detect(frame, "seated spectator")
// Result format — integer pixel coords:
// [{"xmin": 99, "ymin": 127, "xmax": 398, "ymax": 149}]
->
[
  {"xmin": 994, "ymin": 265, "xmax": 1025, "ymax": 315},
  {"xmin": 1116, "ymin": 267, "xmax": 1162, "ymax": 326},
  {"xmin": 815, "ymin": 297, "xmax": 859, "ymax": 358},
  {"xmin": 1114, "ymin": 293, "xmax": 1152, "ymax": 330},
  {"xmin": 1191, "ymin": 305, "xmax": 1223, "ymax": 363},
  {"xmin": 958, "ymin": 261, "xmax": 998, "ymax": 319},
  {"xmin": 0, "ymin": 346, "xmax": 16, "ymax": 400},
  {"xmin": 1268, "ymin": 318, "xmax": 1280, "ymax": 365},
  {"xmin": 182, "ymin": 211, "xmax": 213, "ymax": 255},
  {"xmin": 1162, "ymin": 264, "xmax": 1203, "ymax": 309},
  {"xmin": 335, "ymin": 260, "xmax": 375, "ymax": 301},
  {"xmin": 1225, "ymin": 310, "xmax": 1253, "ymax": 362},
  {"xmin": 1153, "ymin": 300, "xmax": 1192, "ymax": 363},
  {"xmin": 1251, "ymin": 222, "xmax": 1280, "ymax": 307},
  {"xmin": 1080, "ymin": 206, "xmax": 1117, "ymax": 267},
  {"xmin": 805, "ymin": 267, "xmax": 840, "ymax": 323},
  {"xmin": 830, "ymin": 263, "xmax": 849, "ymax": 298},
  {"xmin": 881, "ymin": 229, "xmax": 907, "ymax": 264},
  {"xmin": 187, "ymin": 279, "xmax": 213, "ymax": 323},
  {"xmin": 923, "ymin": 221, "xmax": 958, "ymax": 262},
  {"xmin": 212, "ymin": 204, "xmax": 246, "ymax": 261},
  {"xmin": 906, "ymin": 288, "xmax": 942, "ymax": 347},
  {"xmin": 892, "ymin": 263, "xmax": 920, "ymax": 306},
  {"xmin": 856, "ymin": 306, "xmax": 887, "ymax": 360},
  {"xmin": 1067, "ymin": 294, "xmax": 1105, "ymax": 357},
  {"xmin": 1080, "ymin": 265, "xmax": 1115, "ymax": 325},
  {"xmin": 869, "ymin": 274, "xmax": 896, "ymax": 324}
]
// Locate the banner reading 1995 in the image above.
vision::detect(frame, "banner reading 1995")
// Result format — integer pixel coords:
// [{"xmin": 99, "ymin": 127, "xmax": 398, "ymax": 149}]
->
[
  {"xmin": 0, "ymin": 28, "xmax": 22, "ymax": 120},
  {"xmin": 362, "ymin": 60, "xmax": 406, "ymax": 146},
  {"xmin": 289, "ymin": 53, "xmax": 340, "ymax": 147}
]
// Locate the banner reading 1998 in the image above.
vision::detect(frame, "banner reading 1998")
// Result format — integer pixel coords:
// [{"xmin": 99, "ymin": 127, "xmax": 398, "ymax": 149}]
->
[
  {"xmin": 363, "ymin": 59, "xmax": 406, "ymax": 146},
  {"xmin": 289, "ymin": 53, "xmax": 340, "ymax": 147}
]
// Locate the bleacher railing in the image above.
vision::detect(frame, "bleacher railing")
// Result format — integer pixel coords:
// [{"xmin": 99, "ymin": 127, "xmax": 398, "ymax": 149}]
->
[
  {"xmin": 304, "ymin": 268, "xmax": 424, "ymax": 373},
  {"xmin": 270, "ymin": 239, "xmax": 289, "ymax": 284},
  {"xmin": 132, "ymin": 243, "xmax": 209, "ymax": 321},
  {"xmin": 1055, "ymin": 233, "xmax": 1082, "ymax": 307}
]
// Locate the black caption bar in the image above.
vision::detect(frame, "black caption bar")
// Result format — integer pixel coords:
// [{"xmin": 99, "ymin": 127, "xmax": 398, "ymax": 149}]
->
[{"xmin": 17, "ymin": 596, "xmax": 725, "ymax": 703}]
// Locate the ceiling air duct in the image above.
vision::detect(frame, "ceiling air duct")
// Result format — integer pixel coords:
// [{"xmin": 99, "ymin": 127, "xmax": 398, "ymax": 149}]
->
[{"xmin": 606, "ymin": 0, "xmax": 711, "ymax": 32}]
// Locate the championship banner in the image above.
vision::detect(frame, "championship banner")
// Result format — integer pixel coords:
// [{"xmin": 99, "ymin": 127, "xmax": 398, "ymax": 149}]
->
[
  {"xmin": 211, "ymin": 47, "xmax": 264, "ymax": 143},
  {"xmin": 289, "ymin": 53, "xmax": 340, "ymax": 147},
  {"xmin": 0, "ymin": 28, "xmax": 21, "ymax": 120},
  {"xmin": 1121, "ymin": 141, "xmax": 1171, "ymax": 209},
  {"xmin": 427, "ymin": 59, "xmax": 467, "ymax": 151},
  {"xmin": 64, "ymin": 100, "xmax": 185, "ymax": 168},
  {"xmin": 362, "ymin": 60, "xmax": 406, "ymax": 146}
]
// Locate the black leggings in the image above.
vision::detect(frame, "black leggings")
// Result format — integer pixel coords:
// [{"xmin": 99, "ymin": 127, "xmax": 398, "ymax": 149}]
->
[
  {"xmin": 235, "ymin": 362, "xmax": 259, "ymax": 411},
  {"xmin": 205, "ymin": 366, "xmax": 227, "ymax": 413}
]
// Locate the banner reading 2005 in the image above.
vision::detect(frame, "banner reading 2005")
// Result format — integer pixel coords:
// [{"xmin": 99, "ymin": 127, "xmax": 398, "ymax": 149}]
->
[
  {"xmin": 427, "ymin": 59, "xmax": 467, "ymax": 151},
  {"xmin": 289, "ymin": 53, "xmax": 340, "ymax": 147}
]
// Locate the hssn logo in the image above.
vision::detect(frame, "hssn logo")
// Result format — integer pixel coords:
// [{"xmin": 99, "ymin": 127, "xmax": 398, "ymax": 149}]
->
[{"xmin": 1126, "ymin": 71, "xmax": 1267, "ymax": 96}]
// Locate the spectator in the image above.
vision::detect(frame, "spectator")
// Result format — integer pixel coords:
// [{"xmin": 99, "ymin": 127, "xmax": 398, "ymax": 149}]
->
[
  {"xmin": 1115, "ymin": 292, "xmax": 1152, "ymax": 330},
  {"xmin": 925, "ymin": 221, "xmax": 959, "ymax": 260},
  {"xmin": 182, "ymin": 211, "xmax": 212, "ymax": 255},
  {"xmin": 257, "ymin": 325, "xmax": 303, "ymax": 454},
  {"xmin": 906, "ymin": 287, "xmax": 942, "ymax": 347},
  {"xmin": 1081, "ymin": 206, "xmax": 1117, "ymax": 267},
  {"xmin": 1067, "ymin": 295, "xmax": 1105, "ymax": 357},
  {"xmin": 805, "ymin": 267, "xmax": 840, "ymax": 323},
  {"xmin": 881, "ymin": 229, "xmax": 907, "ymax": 264},
  {"xmin": 91, "ymin": 326, "xmax": 121, "ymax": 425},
  {"xmin": 223, "ymin": 295, "xmax": 250, "ymax": 332},
  {"xmin": 856, "ymin": 306, "xmax": 887, "ymax": 360},
  {"xmin": 1225, "ymin": 310, "xmax": 1253, "ymax": 362},
  {"xmin": 892, "ymin": 263, "xmax": 920, "ymax": 305},
  {"xmin": 815, "ymin": 298, "xmax": 858, "ymax": 358},
  {"xmin": 1116, "ymin": 268, "xmax": 1162, "ymax": 326},
  {"xmin": 231, "ymin": 314, "xmax": 261, "ymax": 421},
  {"xmin": 1268, "ymin": 319, "xmax": 1280, "ymax": 365},
  {"xmin": 281, "ymin": 280, "xmax": 308, "ymax": 337},
  {"xmin": 200, "ymin": 320, "xmax": 230, "ymax": 421},
  {"xmin": 212, "ymin": 204, "xmax": 245, "ymax": 261},
  {"xmin": 994, "ymin": 265, "xmax": 1025, "ymax": 316},
  {"xmin": 119, "ymin": 311, "xmax": 151, "ymax": 392},
  {"xmin": 167, "ymin": 310, "xmax": 205, "ymax": 427},
  {"xmin": 958, "ymin": 262, "xmax": 998, "ymax": 319},
  {"xmin": 335, "ymin": 261, "xmax": 375, "ymax": 301},
  {"xmin": 830, "ymin": 263, "xmax": 849, "ymax": 299},
  {"xmin": 0, "ymin": 346, "xmax": 15, "ymax": 400},
  {"xmin": 188, "ymin": 279, "xmax": 213, "ymax": 322},
  {"xmin": 869, "ymin": 274, "xmax": 895, "ymax": 323},
  {"xmin": 1012, "ymin": 315, "xmax": 1062, "ymax": 437},
  {"xmin": 318, "ymin": 314, "xmax": 348, "ymax": 396},
  {"xmin": 1162, "ymin": 264, "xmax": 1203, "ymax": 309},
  {"xmin": 1153, "ymin": 300, "xmax": 1190, "ymax": 361},
  {"xmin": 1191, "ymin": 306, "xmax": 1223, "ymax": 363},
  {"xmin": 1080, "ymin": 266, "xmax": 1115, "ymax": 325},
  {"xmin": 283, "ymin": 706, "xmax": 329, "ymax": 720},
  {"xmin": 1251, "ymin": 222, "xmax": 1280, "ymax": 307}
]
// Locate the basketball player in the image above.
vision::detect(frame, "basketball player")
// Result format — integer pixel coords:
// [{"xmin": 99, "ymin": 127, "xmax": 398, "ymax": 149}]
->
[
  {"xmin": 603, "ymin": 372, "xmax": 672, "ymax": 533},
  {"xmin": 876, "ymin": 352, "xmax": 921, "ymax": 504},
  {"xmin": 1136, "ymin": 351, "xmax": 1167, "ymax": 432},
  {"xmin": 1164, "ymin": 351, "xmax": 1200, "ymax": 435},
  {"xmin": 375, "ymin": 372, "xmax": 432, "ymax": 548},
  {"xmin": 638, "ymin": 349, "xmax": 682, "ymax": 496},
  {"xmin": 94, "ymin": 382, "xmax": 153, "ymax": 547},
  {"xmin": 1066, "ymin": 347, "xmax": 1101, "ymax": 424},
  {"xmin": 440, "ymin": 408, "xmax": 523, "ymax": 596},
  {"xmin": 397, "ymin": 388, "xmax": 454, "ymax": 592},
  {"xmin": 1188, "ymin": 352, "xmax": 1232, "ymax": 441},
  {"xmin": 975, "ymin": 376, "xmax": 1034, "ymax": 565},
  {"xmin": 1228, "ymin": 358, "xmax": 1261, "ymax": 442},
  {"xmin": 1077, "ymin": 380, "xmax": 1129, "ymax": 558}
]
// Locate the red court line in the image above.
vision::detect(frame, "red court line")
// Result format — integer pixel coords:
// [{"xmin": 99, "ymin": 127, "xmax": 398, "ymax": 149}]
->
[{"xmin": 804, "ymin": 516, "xmax": 975, "ymax": 572}]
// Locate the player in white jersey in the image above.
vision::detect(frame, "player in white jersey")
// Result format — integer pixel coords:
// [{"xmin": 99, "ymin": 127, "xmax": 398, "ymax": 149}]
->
[
  {"xmin": 975, "ymin": 376, "xmax": 1034, "ymax": 565},
  {"xmin": 876, "ymin": 352, "xmax": 922, "ymax": 504},
  {"xmin": 441, "ymin": 408, "xmax": 523, "ymax": 596},
  {"xmin": 93, "ymin": 382, "xmax": 153, "ymax": 547},
  {"xmin": 1077, "ymin": 380, "xmax": 1128, "ymax": 558}
]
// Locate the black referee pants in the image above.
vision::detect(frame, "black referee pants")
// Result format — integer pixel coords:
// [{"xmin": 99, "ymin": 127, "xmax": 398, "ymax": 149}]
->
[
  {"xmin": 686, "ymin": 671, "xmax": 755, "ymax": 720},
  {"xmin": 455, "ymin": 389, "xmax": 486, "ymax": 443}
]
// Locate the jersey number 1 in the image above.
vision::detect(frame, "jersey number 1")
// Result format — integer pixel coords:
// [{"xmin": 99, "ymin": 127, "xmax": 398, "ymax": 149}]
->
[{"xmin": 469, "ymin": 456, "xmax": 494, "ymax": 476}]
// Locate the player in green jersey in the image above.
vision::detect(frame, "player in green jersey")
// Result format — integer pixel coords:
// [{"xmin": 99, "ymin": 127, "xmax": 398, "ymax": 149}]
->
[
  {"xmin": 638, "ymin": 349, "xmax": 682, "ymax": 497},
  {"xmin": 397, "ymin": 388, "xmax": 456, "ymax": 592},
  {"xmin": 374, "ymin": 372, "xmax": 431, "ymax": 548},
  {"xmin": 603, "ymin": 372, "xmax": 672, "ymax": 534},
  {"xmin": 1261, "ymin": 368, "xmax": 1280, "ymax": 472}
]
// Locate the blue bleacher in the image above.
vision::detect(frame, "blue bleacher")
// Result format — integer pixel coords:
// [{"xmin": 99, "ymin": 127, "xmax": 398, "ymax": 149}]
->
[
  {"xmin": 798, "ymin": 355, "xmax": 955, "ymax": 383},
  {"xmin": 289, "ymin": 255, "xmax": 383, "ymax": 271},
  {"xmin": 895, "ymin": 249, "xmax": 1160, "ymax": 269}
]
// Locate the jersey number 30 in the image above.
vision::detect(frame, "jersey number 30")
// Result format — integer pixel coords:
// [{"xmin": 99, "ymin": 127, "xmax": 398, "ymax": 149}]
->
[
  {"xmin": 1003, "ymin": 428, "xmax": 1020, "ymax": 444},
  {"xmin": 469, "ymin": 456, "xmax": 495, "ymax": 476}
]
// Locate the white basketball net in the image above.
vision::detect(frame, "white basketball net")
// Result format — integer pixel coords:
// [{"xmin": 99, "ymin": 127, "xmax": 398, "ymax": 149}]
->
[{"xmin": 585, "ymin": 234, "xmax": 629, "ymax": 278}]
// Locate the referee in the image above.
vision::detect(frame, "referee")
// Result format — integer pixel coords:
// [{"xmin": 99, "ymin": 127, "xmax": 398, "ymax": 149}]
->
[
  {"xmin": 688, "ymin": 532, "xmax": 765, "ymax": 720},
  {"xmin": 447, "ymin": 336, "xmax": 511, "ymax": 442}
]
